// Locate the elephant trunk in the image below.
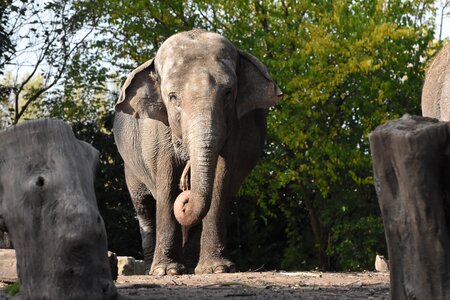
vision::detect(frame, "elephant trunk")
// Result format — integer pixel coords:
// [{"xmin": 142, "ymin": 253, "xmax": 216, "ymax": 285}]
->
[{"xmin": 174, "ymin": 118, "xmax": 222, "ymax": 227}]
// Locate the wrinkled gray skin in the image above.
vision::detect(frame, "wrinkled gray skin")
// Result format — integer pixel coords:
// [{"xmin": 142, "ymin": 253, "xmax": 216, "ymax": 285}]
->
[
  {"xmin": 422, "ymin": 43, "xmax": 450, "ymax": 120},
  {"xmin": 114, "ymin": 30, "xmax": 282, "ymax": 275},
  {"xmin": 0, "ymin": 119, "xmax": 117, "ymax": 299}
]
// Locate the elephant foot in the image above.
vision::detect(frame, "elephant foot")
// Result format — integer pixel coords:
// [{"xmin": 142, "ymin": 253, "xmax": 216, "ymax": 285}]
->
[
  {"xmin": 150, "ymin": 262, "xmax": 186, "ymax": 276},
  {"xmin": 195, "ymin": 258, "xmax": 236, "ymax": 274}
]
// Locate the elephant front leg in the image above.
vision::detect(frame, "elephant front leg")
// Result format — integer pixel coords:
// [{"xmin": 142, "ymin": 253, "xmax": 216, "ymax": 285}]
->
[
  {"xmin": 151, "ymin": 177, "xmax": 186, "ymax": 275},
  {"xmin": 195, "ymin": 157, "xmax": 236, "ymax": 274}
]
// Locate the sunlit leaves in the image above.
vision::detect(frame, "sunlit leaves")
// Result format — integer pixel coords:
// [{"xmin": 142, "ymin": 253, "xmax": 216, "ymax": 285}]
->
[
  {"xmin": 0, "ymin": 0, "xmax": 441, "ymax": 270},
  {"xmin": 234, "ymin": 0, "xmax": 436, "ymax": 270}
]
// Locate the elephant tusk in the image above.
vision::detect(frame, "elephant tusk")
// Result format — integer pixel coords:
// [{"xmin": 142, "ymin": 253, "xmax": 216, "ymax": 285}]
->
[{"xmin": 179, "ymin": 160, "xmax": 191, "ymax": 191}]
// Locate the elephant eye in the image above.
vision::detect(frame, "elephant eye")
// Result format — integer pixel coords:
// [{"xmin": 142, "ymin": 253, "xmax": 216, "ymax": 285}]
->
[{"xmin": 169, "ymin": 93, "xmax": 179, "ymax": 105}]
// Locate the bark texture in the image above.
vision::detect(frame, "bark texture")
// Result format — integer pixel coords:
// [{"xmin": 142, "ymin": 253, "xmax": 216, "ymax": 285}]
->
[
  {"xmin": 0, "ymin": 119, "xmax": 117, "ymax": 300},
  {"xmin": 369, "ymin": 115, "xmax": 450, "ymax": 300}
]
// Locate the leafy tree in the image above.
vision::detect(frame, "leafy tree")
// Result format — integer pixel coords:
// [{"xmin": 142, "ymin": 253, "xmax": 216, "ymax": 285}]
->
[
  {"xmin": 72, "ymin": 0, "xmax": 439, "ymax": 270},
  {"xmin": 0, "ymin": 0, "xmax": 99, "ymax": 125},
  {"xmin": 72, "ymin": 0, "xmax": 200, "ymax": 69},
  {"xmin": 228, "ymin": 0, "xmax": 436, "ymax": 270},
  {"xmin": 2, "ymin": 0, "xmax": 445, "ymax": 271},
  {"xmin": 0, "ymin": 1, "xmax": 140, "ymax": 254}
]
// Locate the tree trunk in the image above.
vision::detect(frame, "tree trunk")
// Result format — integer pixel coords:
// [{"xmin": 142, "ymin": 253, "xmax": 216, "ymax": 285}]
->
[
  {"xmin": 369, "ymin": 115, "xmax": 450, "ymax": 300},
  {"xmin": 0, "ymin": 119, "xmax": 118, "ymax": 300}
]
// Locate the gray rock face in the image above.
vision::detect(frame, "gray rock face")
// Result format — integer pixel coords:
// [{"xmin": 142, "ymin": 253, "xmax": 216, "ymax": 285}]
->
[{"xmin": 0, "ymin": 120, "xmax": 117, "ymax": 299}]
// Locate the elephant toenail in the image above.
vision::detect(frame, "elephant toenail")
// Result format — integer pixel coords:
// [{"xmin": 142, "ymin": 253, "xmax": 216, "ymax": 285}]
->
[
  {"xmin": 213, "ymin": 265, "xmax": 228, "ymax": 273},
  {"xmin": 167, "ymin": 268, "xmax": 180, "ymax": 276},
  {"xmin": 152, "ymin": 268, "xmax": 165, "ymax": 276}
]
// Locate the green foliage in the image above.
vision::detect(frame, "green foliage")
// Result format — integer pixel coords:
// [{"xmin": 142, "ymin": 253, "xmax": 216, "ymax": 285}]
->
[
  {"xmin": 0, "ymin": 0, "xmax": 103, "ymax": 125},
  {"xmin": 0, "ymin": 0, "xmax": 445, "ymax": 271},
  {"xmin": 327, "ymin": 215, "xmax": 385, "ymax": 270},
  {"xmin": 6, "ymin": 282, "xmax": 20, "ymax": 296},
  {"xmin": 222, "ymin": 0, "xmax": 436, "ymax": 270}
]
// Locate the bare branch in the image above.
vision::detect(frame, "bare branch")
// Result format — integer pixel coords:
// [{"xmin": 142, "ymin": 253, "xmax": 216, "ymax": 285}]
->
[
  {"xmin": 439, "ymin": 1, "xmax": 450, "ymax": 41},
  {"xmin": 7, "ymin": 0, "xmax": 98, "ymax": 124},
  {"xmin": 14, "ymin": 22, "xmax": 96, "ymax": 124},
  {"xmin": 13, "ymin": 42, "xmax": 49, "ymax": 123},
  {"xmin": 197, "ymin": 7, "xmax": 226, "ymax": 31}
]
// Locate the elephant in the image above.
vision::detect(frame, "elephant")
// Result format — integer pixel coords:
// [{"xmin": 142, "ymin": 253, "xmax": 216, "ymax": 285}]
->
[
  {"xmin": 422, "ymin": 43, "xmax": 450, "ymax": 120},
  {"xmin": 0, "ymin": 119, "xmax": 117, "ymax": 299},
  {"xmin": 113, "ymin": 29, "xmax": 282, "ymax": 275}
]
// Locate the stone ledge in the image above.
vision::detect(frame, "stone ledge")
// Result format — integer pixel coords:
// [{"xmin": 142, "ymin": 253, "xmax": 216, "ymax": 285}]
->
[
  {"xmin": 0, "ymin": 249, "xmax": 17, "ymax": 282},
  {"xmin": 117, "ymin": 256, "xmax": 146, "ymax": 275},
  {"xmin": 0, "ymin": 250, "xmax": 144, "ymax": 282}
]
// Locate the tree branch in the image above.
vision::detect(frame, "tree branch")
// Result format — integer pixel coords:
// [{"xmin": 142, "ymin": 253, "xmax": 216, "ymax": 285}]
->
[
  {"xmin": 13, "ymin": 19, "xmax": 96, "ymax": 124},
  {"xmin": 439, "ymin": 1, "xmax": 450, "ymax": 41}
]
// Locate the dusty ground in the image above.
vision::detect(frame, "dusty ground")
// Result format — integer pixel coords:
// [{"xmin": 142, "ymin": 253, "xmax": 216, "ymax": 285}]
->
[
  {"xmin": 0, "ymin": 271, "xmax": 389, "ymax": 299},
  {"xmin": 116, "ymin": 271, "xmax": 390, "ymax": 299}
]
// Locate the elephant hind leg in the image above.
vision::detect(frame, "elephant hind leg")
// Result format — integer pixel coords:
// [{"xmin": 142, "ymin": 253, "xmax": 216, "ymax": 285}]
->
[{"xmin": 124, "ymin": 166, "xmax": 156, "ymax": 274}]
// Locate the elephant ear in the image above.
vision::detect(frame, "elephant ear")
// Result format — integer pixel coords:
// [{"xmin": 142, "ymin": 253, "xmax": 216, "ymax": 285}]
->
[
  {"xmin": 236, "ymin": 51, "xmax": 283, "ymax": 119},
  {"xmin": 115, "ymin": 59, "xmax": 168, "ymax": 125}
]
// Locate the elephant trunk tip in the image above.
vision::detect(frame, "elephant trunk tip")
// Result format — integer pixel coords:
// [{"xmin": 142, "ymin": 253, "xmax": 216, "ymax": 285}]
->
[{"xmin": 174, "ymin": 190, "xmax": 208, "ymax": 227}]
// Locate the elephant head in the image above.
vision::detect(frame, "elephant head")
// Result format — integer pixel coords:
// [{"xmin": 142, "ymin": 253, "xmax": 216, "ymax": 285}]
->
[
  {"xmin": 115, "ymin": 30, "xmax": 282, "ymax": 227},
  {"xmin": 422, "ymin": 43, "xmax": 450, "ymax": 121}
]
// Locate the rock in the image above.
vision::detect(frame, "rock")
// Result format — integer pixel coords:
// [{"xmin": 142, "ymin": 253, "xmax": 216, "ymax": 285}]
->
[
  {"xmin": 118, "ymin": 256, "xmax": 136, "ymax": 276},
  {"xmin": 134, "ymin": 260, "xmax": 146, "ymax": 275},
  {"xmin": 0, "ymin": 249, "xmax": 17, "ymax": 282},
  {"xmin": 109, "ymin": 251, "xmax": 118, "ymax": 280},
  {"xmin": 374, "ymin": 255, "xmax": 389, "ymax": 273},
  {"xmin": 0, "ymin": 227, "xmax": 12, "ymax": 249},
  {"xmin": 116, "ymin": 256, "xmax": 146, "ymax": 275}
]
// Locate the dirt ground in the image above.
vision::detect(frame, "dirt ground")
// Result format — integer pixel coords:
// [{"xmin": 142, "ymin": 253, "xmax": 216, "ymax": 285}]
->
[
  {"xmin": 116, "ymin": 271, "xmax": 389, "ymax": 299},
  {"xmin": 0, "ymin": 271, "xmax": 390, "ymax": 299}
]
